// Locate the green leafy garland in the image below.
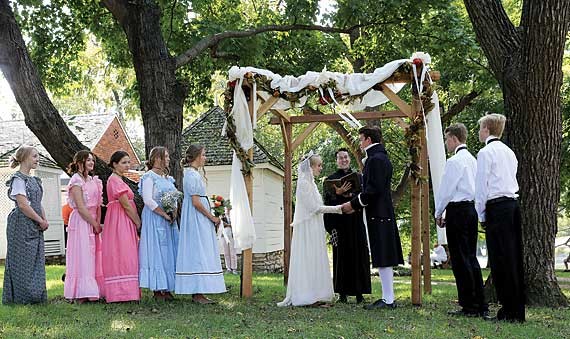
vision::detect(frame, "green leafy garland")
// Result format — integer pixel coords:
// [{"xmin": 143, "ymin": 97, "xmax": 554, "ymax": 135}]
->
[{"xmin": 223, "ymin": 63, "xmax": 434, "ymax": 180}]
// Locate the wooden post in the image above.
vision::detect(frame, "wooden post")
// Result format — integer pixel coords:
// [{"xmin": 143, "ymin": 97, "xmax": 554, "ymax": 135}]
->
[
  {"xmin": 421, "ymin": 141, "xmax": 432, "ymax": 294},
  {"xmin": 241, "ymin": 84, "xmax": 255, "ymax": 298},
  {"xmin": 410, "ymin": 105, "xmax": 423, "ymax": 306},
  {"xmin": 282, "ymin": 121, "xmax": 293, "ymax": 284}
]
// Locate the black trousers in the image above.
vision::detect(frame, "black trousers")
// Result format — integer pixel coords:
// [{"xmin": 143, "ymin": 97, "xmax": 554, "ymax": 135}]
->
[
  {"xmin": 485, "ymin": 199, "xmax": 525, "ymax": 321},
  {"xmin": 446, "ymin": 202, "xmax": 487, "ymax": 312}
]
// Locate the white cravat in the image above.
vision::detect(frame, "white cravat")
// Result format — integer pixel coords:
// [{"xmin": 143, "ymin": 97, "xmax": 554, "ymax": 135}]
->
[
  {"xmin": 361, "ymin": 143, "xmax": 378, "ymax": 165},
  {"xmin": 434, "ymin": 144, "xmax": 477, "ymax": 218},
  {"xmin": 474, "ymin": 136, "xmax": 519, "ymax": 222}
]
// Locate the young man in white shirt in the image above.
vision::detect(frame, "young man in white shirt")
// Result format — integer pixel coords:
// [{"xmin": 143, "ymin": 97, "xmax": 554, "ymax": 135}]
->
[
  {"xmin": 475, "ymin": 114, "xmax": 525, "ymax": 322},
  {"xmin": 435, "ymin": 123, "xmax": 488, "ymax": 318}
]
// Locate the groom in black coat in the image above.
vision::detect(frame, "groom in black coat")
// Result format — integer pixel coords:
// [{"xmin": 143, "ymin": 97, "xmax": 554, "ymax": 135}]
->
[{"xmin": 341, "ymin": 125, "xmax": 404, "ymax": 309}]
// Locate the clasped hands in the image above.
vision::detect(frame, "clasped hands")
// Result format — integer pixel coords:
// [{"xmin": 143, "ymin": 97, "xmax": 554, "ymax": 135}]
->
[{"xmin": 340, "ymin": 202, "xmax": 355, "ymax": 214}]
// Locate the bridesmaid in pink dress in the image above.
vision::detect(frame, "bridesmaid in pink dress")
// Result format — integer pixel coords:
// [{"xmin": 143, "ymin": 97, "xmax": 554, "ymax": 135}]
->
[
  {"xmin": 64, "ymin": 151, "xmax": 105, "ymax": 303},
  {"xmin": 102, "ymin": 151, "xmax": 142, "ymax": 302}
]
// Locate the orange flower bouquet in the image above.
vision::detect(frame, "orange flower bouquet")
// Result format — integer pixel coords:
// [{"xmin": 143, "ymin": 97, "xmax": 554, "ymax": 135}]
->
[{"xmin": 210, "ymin": 194, "xmax": 232, "ymax": 217}]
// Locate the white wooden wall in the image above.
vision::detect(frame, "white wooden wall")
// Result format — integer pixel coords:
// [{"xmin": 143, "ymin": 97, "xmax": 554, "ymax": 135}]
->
[
  {"xmin": 0, "ymin": 166, "xmax": 65, "ymax": 259},
  {"xmin": 202, "ymin": 164, "xmax": 284, "ymax": 254}
]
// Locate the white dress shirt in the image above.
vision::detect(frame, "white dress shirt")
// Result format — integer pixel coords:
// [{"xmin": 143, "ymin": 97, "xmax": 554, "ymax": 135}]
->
[
  {"xmin": 434, "ymin": 144, "xmax": 477, "ymax": 218},
  {"xmin": 357, "ymin": 142, "xmax": 379, "ymax": 207},
  {"xmin": 475, "ymin": 136, "xmax": 519, "ymax": 222}
]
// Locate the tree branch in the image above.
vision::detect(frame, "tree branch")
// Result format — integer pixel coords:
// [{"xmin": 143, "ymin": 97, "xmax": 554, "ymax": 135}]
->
[
  {"xmin": 175, "ymin": 22, "xmax": 402, "ymax": 68},
  {"xmin": 100, "ymin": 0, "xmax": 128, "ymax": 26},
  {"xmin": 441, "ymin": 90, "xmax": 481, "ymax": 124},
  {"xmin": 392, "ymin": 165, "xmax": 411, "ymax": 207},
  {"xmin": 463, "ymin": 0, "xmax": 521, "ymax": 78}
]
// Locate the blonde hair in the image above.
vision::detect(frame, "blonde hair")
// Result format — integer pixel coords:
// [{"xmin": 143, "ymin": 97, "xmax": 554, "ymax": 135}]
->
[
  {"xmin": 309, "ymin": 154, "xmax": 322, "ymax": 167},
  {"xmin": 478, "ymin": 113, "xmax": 506, "ymax": 138},
  {"xmin": 9, "ymin": 146, "xmax": 37, "ymax": 169},
  {"xmin": 147, "ymin": 146, "xmax": 169, "ymax": 175}
]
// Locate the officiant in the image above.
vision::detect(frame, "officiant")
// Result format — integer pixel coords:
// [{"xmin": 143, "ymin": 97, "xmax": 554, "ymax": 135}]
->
[{"xmin": 323, "ymin": 148, "xmax": 371, "ymax": 303}]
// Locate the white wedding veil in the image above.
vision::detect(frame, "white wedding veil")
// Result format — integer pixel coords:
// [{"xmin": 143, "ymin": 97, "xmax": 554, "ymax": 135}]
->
[{"xmin": 291, "ymin": 151, "xmax": 323, "ymax": 227}]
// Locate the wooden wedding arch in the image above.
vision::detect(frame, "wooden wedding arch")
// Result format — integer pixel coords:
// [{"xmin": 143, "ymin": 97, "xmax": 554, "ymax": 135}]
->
[{"xmin": 224, "ymin": 61, "xmax": 440, "ymax": 305}]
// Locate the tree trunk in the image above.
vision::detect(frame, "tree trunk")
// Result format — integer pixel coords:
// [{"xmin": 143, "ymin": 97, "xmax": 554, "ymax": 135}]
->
[
  {"xmin": 0, "ymin": 0, "xmax": 90, "ymax": 170},
  {"xmin": 103, "ymin": 0, "xmax": 187, "ymax": 184},
  {"xmin": 464, "ymin": 0, "xmax": 569, "ymax": 306}
]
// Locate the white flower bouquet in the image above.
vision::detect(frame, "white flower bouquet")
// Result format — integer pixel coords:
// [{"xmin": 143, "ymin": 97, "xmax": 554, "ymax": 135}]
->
[{"xmin": 160, "ymin": 190, "xmax": 183, "ymax": 224}]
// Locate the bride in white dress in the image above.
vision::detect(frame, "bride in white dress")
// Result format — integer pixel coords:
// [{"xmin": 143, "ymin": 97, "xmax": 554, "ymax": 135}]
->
[{"xmin": 278, "ymin": 151, "xmax": 342, "ymax": 307}]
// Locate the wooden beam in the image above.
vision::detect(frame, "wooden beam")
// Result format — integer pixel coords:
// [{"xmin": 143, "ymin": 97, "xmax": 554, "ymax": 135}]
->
[
  {"xmin": 410, "ymin": 97, "xmax": 423, "ymax": 306},
  {"xmin": 271, "ymin": 108, "xmax": 290, "ymax": 123},
  {"xmin": 291, "ymin": 122, "xmax": 320, "ymax": 151},
  {"xmin": 380, "ymin": 84, "xmax": 412, "ymax": 118},
  {"xmin": 256, "ymin": 95, "xmax": 279, "ymax": 121},
  {"xmin": 383, "ymin": 70, "xmax": 440, "ymax": 84},
  {"xmin": 241, "ymin": 82, "xmax": 255, "ymax": 299},
  {"xmin": 421, "ymin": 144, "xmax": 432, "ymax": 294},
  {"xmin": 269, "ymin": 110, "xmax": 406, "ymax": 125},
  {"xmin": 281, "ymin": 121, "xmax": 293, "ymax": 285}
]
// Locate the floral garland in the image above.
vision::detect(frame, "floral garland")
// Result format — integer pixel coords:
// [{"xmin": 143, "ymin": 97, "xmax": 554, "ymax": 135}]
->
[{"xmin": 223, "ymin": 62, "xmax": 434, "ymax": 179}]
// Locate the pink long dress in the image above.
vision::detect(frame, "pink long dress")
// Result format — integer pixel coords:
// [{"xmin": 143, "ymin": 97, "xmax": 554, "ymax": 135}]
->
[
  {"xmin": 64, "ymin": 174, "xmax": 105, "ymax": 300},
  {"xmin": 102, "ymin": 175, "xmax": 141, "ymax": 302}
]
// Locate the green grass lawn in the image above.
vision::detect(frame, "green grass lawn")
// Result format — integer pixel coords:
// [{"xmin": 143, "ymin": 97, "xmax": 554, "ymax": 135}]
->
[{"xmin": 1, "ymin": 266, "xmax": 569, "ymax": 338}]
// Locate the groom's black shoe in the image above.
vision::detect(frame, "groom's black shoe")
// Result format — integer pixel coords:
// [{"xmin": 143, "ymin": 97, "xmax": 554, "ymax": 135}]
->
[
  {"xmin": 338, "ymin": 295, "xmax": 348, "ymax": 303},
  {"xmin": 363, "ymin": 298, "xmax": 396, "ymax": 310}
]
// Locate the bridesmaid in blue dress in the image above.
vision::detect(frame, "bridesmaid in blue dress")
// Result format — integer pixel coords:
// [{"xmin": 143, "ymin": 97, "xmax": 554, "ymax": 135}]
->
[
  {"xmin": 175, "ymin": 144, "xmax": 226, "ymax": 304},
  {"xmin": 138, "ymin": 146, "xmax": 180, "ymax": 301}
]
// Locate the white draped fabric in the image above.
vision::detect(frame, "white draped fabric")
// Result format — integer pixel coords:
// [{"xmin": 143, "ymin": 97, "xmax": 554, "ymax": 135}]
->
[
  {"xmin": 425, "ymin": 92, "xmax": 448, "ymax": 244},
  {"xmin": 229, "ymin": 152, "xmax": 256, "ymax": 250},
  {"xmin": 228, "ymin": 59, "xmax": 411, "ymax": 111},
  {"xmin": 227, "ymin": 77, "xmax": 256, "ymax": 251}
]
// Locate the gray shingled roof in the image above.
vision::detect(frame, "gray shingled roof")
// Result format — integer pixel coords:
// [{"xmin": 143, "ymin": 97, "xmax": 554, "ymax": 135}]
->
[
  {"xmin": 182, "ymin": 107, "xmax": 283, "ymax": 170},
  {"xmin": 0, "ymin": 114, "xmax": 115, "ymax": 169}
]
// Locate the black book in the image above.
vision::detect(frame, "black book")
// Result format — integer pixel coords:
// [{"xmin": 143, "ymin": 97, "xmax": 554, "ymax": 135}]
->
[{"xmin": 324, "ymin": 172, "xmax": 361, "ymax": 196}]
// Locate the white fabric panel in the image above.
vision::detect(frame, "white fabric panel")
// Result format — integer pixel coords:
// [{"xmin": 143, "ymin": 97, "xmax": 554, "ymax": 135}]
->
[
  {"xmin": 229, "ymin": 152, "xmax": 256, "ymax": 251},
  {"xmin": 425, "ymin": 91, "xmax": 448, "ymax": 244}
]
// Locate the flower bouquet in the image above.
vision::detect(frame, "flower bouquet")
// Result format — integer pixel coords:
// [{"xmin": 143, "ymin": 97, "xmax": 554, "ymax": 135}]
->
[
  {"xmin": 160, "ymin": 190, "xmax": 183, "ymax": 224},
  {"xmin": 210, "ymin": 194, "xmax": 232, "ymax": 218}
]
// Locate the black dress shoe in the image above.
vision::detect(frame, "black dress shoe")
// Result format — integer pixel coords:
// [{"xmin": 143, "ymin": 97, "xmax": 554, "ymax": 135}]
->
[
  {"xmin": 447, "ymin": 309, "xmax": 479, "ymax": 317},
  {"xmin": 338, "ymin": 295, "xmax": 348, "ymax": 303},
  {"xmin": 363, "ymin": 299, "xmax": 396, "ymax": 310}
]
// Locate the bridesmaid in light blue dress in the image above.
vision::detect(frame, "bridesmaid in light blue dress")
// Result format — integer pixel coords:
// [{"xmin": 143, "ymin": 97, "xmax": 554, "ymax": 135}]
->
[
  {"xmin": 175, "ymin": 144, "xmax": 226, "ymax": 303},
  {"xmin": 138, "ymin": 147, "xmax": 180, "ymax": 301}
]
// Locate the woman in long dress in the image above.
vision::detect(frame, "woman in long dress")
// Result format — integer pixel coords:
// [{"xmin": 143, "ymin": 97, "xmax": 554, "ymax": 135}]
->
[
  {"xmin": 278, "ymin": 152, "xmax": 342, "ymax": 307},
  {"xmin": 64, "ymin": 151, "xmax": 105, "ymax": 303},
  {"xmin": 2, "ymin": 146, "xmax": 48, "ymax": 304},
  {"xmin": 138, "ymin": 146, "xmax": 179, "ymax": 301},
  {"xmin": 102, "ymin": 151, "xmax": 142, "ymax": 302},
  {"xmin": 175, "ymin": 144, "xmax": 226, "ymax": 304}
]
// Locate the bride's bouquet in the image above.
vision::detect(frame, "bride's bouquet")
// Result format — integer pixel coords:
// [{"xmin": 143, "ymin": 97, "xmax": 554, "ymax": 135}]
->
[{"xmin": 160, "ymin": 190, "xmax": 183, "ymax": 224}]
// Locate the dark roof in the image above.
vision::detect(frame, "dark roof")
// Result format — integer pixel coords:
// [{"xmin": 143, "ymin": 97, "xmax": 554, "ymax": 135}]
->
[
  {"xmin": 182, "ymin": 107, "xmax": 283, "ymax": 170},
  {"xmin": 0, "ymin": 114, "xmax": 116, "ymax": 169}
]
